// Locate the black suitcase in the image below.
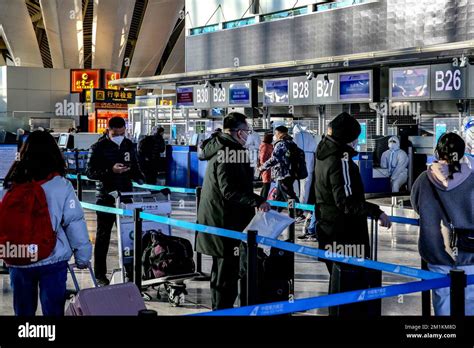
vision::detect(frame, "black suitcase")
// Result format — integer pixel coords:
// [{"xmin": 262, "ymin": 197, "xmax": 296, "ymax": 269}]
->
[
  {"xmin": 239, "ymin": 245, "xmax": 293, "ymax": 306},
  {"xmin": 328, "ymin": 262, "xmax": 382, "ymax": 317}
]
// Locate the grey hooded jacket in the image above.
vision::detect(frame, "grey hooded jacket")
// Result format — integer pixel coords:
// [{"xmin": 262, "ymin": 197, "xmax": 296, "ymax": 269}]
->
[{"xmin": 411, "ymin": 163, "xmax": 474, "ymax": 266}]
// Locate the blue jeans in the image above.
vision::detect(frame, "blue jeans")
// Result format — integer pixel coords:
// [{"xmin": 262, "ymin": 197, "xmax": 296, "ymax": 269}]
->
[
  {"xmin": 428, "ymin": 264, "xmax": 474, "ymax": 316},
  {"xmin": 307, "ymin": 213, "xmax": 317, "ymax": 235},
  {"xmin": 9, "ymin": 261, "xmax": 68, "ymax": 316}
]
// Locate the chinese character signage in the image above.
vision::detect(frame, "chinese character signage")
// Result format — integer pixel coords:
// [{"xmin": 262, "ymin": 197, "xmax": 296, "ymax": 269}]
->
[
  {"xmin": 71, "ymin": 69, "xmax": 101, "ymax": 92},
  {"xmin": 91, "ymin": 89, "xmax": 136, "ymax": 104},
  {"xmin": 105, "ymin": 71, "xmax": 120, "ymax": 90}
]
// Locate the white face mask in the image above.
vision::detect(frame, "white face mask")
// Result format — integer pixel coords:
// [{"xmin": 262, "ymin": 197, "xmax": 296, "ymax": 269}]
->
[
  {"xmin": 111, "ymin": 135, "xmax": 125, "ymax": 146},
  {"xmin": 348, "ymin": 139, "xmax": 359, "ymax": 149}
]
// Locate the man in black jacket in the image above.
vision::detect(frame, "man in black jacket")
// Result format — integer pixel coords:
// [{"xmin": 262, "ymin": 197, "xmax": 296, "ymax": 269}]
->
[
  {"xmin": 138, "ymin": 126, "xmax": 166, "ymax": 184},
  {"xmin": 314, "ymin": 113, "xmax": 391, "ymax": 310},
  {"xmin": 86, "ymin": 117, "xmax": 144, "ymax": 286},
  {"xmin": 196, "ymin": 112, "xmax": 270, "ymax": 310}
]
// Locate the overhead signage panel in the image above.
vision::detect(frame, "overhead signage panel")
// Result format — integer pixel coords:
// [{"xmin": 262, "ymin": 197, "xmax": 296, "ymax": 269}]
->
[
  {"xmin": 313, "ymin": 73, "xmax": 338, "ymax": 104},
  {"xmin": 211, "ymin": 84, "xmax": 228, "ymax": 108},
  {"xmin": 264, "ymin": 79, "xmax": 289, "ymax": 106},
  {"xmin": 339, "ymin": 70, "xmax": 372, "ymax": 103},
  {"xmin": 431, "ymin": 63, "xmax": 467, "ymax": 100},
  {"xmin": 228, "ymin": 81, "xmax": 251, "ymax": 107},
  {"xmin": 289, "ymin": 76, "xmax": 314, "ymax": 106},
  {"xmin": 193, "ymin": 85, "xmax": 211, "ymax": 108},
  {"xmin": 176, "ymin": 86, "xmax": 194, "ymax": 107},
  {"xmin": 390, "ymin": 66, "xmax": 430, "ymax": 100}
]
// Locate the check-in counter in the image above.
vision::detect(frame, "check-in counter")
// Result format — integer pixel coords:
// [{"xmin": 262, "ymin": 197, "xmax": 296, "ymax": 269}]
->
[
  {"xmin": 166, "ymin": 145, "xmax": 206, "ymax": 188},
  {"xmin": 355, "ymin": 152, "xmax": 391, "ymax": 194}
]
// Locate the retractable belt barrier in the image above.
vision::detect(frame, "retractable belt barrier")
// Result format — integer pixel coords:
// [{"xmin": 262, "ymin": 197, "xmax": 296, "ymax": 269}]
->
[
  {"xmin": 193, "ymin": 276, "xmax": 454, "ymax": 316},
  {"xmin": 69, "ymin": 175, "xmax": 420, "ymax": 227},
  {"xmin": 79, "ymin": 201, "xmax": 472, "ymax": 317},
  {"xmin": 79, "ymin": 202, "xmax": 437, "ymax": 280}
]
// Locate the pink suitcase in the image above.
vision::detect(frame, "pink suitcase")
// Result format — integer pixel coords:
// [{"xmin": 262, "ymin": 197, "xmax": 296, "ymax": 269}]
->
[{"xmin": 66, "ymin": 264, "xmax": 147, "ymax": 316}]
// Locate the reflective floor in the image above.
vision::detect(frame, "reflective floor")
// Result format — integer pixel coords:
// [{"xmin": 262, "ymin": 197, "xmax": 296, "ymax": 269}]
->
[{"xmin": 0, "ymin": 191, "xmax": 427, "ymax": 316}]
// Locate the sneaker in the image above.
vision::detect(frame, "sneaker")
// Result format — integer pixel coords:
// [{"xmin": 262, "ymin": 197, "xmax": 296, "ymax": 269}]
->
[
  {"xmin": 297, "ymin": 232, "xmax": 317, "ymax": 241},
  {"xmin": 96, "ymin": 276, "xmax": 110, "ymax": 287},
  {"xmin": 295, "ymin": 215, "xmax": 306, "ymax": 224}
]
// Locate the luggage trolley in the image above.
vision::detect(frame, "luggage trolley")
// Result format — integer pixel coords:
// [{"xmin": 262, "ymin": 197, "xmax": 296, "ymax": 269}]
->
[{"xmin": 110, "ymin": 190, "xmax": 198, "ymax": 306}]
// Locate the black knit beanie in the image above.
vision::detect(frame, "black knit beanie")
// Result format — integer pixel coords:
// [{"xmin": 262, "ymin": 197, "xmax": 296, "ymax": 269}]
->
[{"xmin": 328, "ymin": 112, "xmax": 361, "ymax": 144}]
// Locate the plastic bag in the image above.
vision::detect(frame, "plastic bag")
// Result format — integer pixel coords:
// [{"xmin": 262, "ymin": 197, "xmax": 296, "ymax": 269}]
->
[{"xmin": 244, "ymin": 210, "xmax": 294, "ymax": 255}]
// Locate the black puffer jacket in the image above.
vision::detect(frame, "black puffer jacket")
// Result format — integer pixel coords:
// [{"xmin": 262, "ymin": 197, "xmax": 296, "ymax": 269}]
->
[
  {"xmin": 195, "ymin": 133, "xmax": 265, "ymax": 258},
  {"xmin": 86, "ymin": 136, "xmax": 144, "ymax": 198},
  {"xmin": 138, "ymin": 134, "xmax": 165, "ymax": 169},
  {"xmin": 314, "ymin": 135, "xmax": 383, "ymax": 253}
]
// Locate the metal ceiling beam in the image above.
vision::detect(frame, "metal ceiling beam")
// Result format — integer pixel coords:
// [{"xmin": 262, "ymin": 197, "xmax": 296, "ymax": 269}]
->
[{"xmin": 111, "ymin": 40, "xmax": 474, "ymax": 88}]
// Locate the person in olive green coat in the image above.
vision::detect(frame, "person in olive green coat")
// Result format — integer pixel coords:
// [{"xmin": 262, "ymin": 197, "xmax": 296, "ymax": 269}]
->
[{"xmin": 196, "ymin": 112, "xmax": 270, "ymax": 310}]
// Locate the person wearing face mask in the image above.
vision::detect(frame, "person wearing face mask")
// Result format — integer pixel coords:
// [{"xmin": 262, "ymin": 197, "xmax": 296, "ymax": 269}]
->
[
  {"xmin": 86, "ymin": 116, "xmax": 144, "ymax": 286},
  {"xmin": 195, "ymin": 112, "xmax": 270, "ymax": 310},
  {"xmin": 258, "ymin": 126, "xmax": 305, "ymax": 221},
  {"xmin": 411, "ymin": 133, "xmax": 474, "ymax": 315},
  {"xmin": 314, "ymin": 112, "xmax": 391, "ymax": 315},
  {"xmin": 380, "ymin": 136, "xmax": 409, "ymax": 192}
]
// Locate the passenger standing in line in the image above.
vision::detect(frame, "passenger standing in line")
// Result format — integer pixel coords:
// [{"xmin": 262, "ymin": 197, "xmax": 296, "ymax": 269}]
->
[
  {"xmin": 314, "ymin": 113, "xmax": 391, "ymax": 309},
  {"xmin": 196, "ymin": 112, "xmax": 270, "ymax": 310},
  {"xmin": 411, "ymin": 133, "xmax": 474, "ymax": 315},
  {"xmin": 86, "ymin": 117, "xmax": 144, "ymax": 286},
  {"xmin": 380, "ymin": 136, "xmax": 409, "ymax": 192},
  {"xmin": 258, "ymin": 132, "xmax": 274, "ymax": 198},
  {"xmin": 0, "ymin": 131, "xmax": 92, "ymax": 316},
  {"xmin": 138, "ymin": 126, "xmax": 166, "ymax": 184},
  {"xmin": 293, "ymin": 124, "xmax": 318, "ymax": 204},
  {"xmin": 259, "ymin": 126, "xmax": 304, "ymax": 221}
]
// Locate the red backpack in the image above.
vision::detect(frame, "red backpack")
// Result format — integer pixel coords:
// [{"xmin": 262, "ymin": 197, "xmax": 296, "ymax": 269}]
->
[{"xmin": 0, "ymin": 175, "xmax": 58, "ymax": 265}]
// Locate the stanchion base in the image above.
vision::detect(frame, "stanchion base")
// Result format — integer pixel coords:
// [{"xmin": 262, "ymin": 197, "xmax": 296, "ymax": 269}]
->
[{"xmin": 192, "ymin": 273, "xmax": 211, "ymax": 281}]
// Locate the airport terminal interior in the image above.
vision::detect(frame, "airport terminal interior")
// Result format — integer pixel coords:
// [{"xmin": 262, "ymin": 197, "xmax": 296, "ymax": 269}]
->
[{"xmin": 1, "ymin": 0, "xmax": 474, "ymax": 324}]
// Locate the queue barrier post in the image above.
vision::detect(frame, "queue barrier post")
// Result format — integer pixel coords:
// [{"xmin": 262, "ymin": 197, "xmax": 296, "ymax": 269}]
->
[
  {"xmin": 76, "ymin": 174, "xmax": 83, "ymax": 201},
  {"xmin": 450, "ymin": 269, "xmax": 466, "ymax": 317},
  {"xmin": 133, "ymin": 207, "xmax": 143, "ymax": 291},
  {"xmin": 288, "ymin": 199, "xmax": 296, "ymax": 302},
  {"xmin": 421, "ymin": 259, "xmax": 431, "ymax": 316},
  {"xmin": 247, "ymin": 230, "xmax": 258, "ymax": 306},
  {"xmin": 193, "ymin": 186, "xmax": 210, "ymax": 281}
]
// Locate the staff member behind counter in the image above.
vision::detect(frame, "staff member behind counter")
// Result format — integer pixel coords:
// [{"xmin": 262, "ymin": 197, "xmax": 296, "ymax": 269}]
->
[
  {"xmin": 380, "ymin": 136, "xmax": 409, "ymax": 193},
  {"xmin": 86, "ymin": 116, "xmax": 144, "ymax": 286}
]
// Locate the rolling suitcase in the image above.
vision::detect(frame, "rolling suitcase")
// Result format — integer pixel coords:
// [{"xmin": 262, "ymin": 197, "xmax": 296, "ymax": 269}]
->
[
  {"xmin": 239, "ymin": 246, "xmax": 293, "ymax": 306},
  {"xmin": 66, "ymin": 264, "xmax": 147, "ymax": 316},
  {"xmin": 328, "ymin": 219, "xmax": 382, "ymax": 317}
]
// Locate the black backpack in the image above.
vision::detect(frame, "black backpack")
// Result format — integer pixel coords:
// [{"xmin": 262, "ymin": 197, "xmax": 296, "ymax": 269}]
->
[
  {"xmin": 288, "ymin": 141, "xmax": 308, "ymax": 180},
  {"xmin": 142, "ymin": 230, "xmax": 195, "ymax": 280}
]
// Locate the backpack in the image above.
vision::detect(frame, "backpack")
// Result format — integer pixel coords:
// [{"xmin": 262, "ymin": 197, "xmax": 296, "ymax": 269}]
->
[
  {"xmin": 0, "ymin": 176, "xmax": 57, "ymax": 265},
  {"xmin": 142, "ymin": 230, "xmax": 195, "ymax": 279},
  {"xmin": 288, "ymin": 141, "xmax": 308, "ymax": 180}
]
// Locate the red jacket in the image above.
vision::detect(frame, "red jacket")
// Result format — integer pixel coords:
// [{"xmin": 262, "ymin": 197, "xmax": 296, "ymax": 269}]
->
[{"xmin": 259, "ymin": 143, "xmax": 273, "ymax": 183}]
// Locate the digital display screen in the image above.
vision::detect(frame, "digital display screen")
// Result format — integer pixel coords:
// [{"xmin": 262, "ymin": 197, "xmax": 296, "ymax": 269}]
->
[
  {"xmin": 358, "ymin": 122, "xmax": 367, "ymax": 145},
  {"xmin": 211, "ymin": 108, "xmax": 224, "ymax": 117},
  {"xmin": 391, "ymin": 68, "xmax": 429, "ymax": 99},
  {"xmin": 176, "ymin": 87, "xmax": 194, "ymax": 106},
  {"xmin": 0, "ymin": 145, "xmax": 17, "ymax": 180},
  {"xmin": 264, "ymin": 79, "xmax": 289, "ymax": 105},
  {"xmin": 339, "ymin": 72, "xmax": 371, "ymax": 101},
  {"xmin": 435, "ymin": 123, "xmax": 447, "ymax": 146},
  {"xmin": 58, "ymin": 134, "xmax": 69, "ymax": 147},
  {"xmin": 229, "ymin": 83, "xmax": 250, "ymax": 106}
]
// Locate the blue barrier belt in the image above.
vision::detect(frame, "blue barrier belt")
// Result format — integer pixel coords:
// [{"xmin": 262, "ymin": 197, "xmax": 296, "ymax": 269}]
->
[
  {"xmin": 193, "ymin": 275, "xmax": 451, "ymax": 316},
  {"xmin": 66, "ymin": 174, "xmax": 196, "ymax": 194},
  {"xmin": 468, "ymin": 274, "xmax": 474, "ymax": 285},
  {"xmin": 132, "ymin": 182, "xmax": 197, "ymax": 194},
  {"xmin": 80, "ymin": 202, "xmax": 132, "ymax": 216},
  {"xmin": 80, "ymin": 203, "xmax": 436, "ymax": 280}
]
